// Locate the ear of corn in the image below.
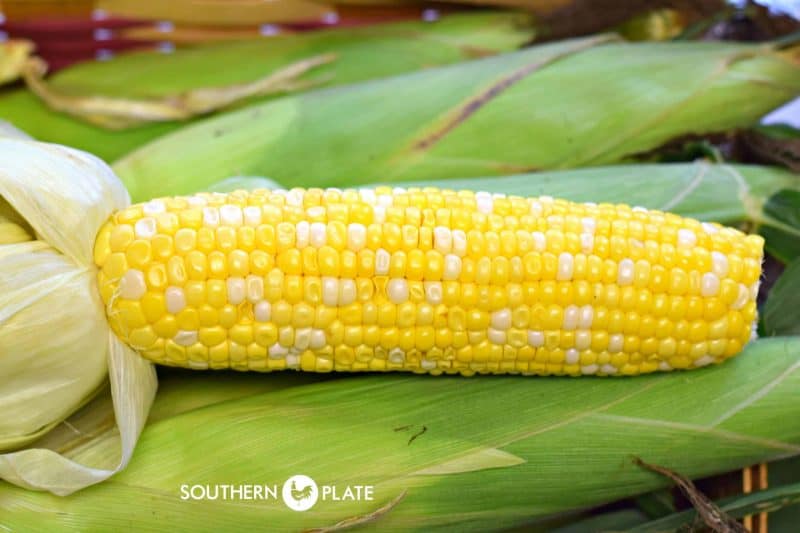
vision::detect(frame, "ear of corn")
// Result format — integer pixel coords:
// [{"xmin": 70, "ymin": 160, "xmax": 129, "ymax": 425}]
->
[
  {"xmin": 95, "ymin": 186, "xmax": 763, "ymax": 376},
  {"xmin": 0, "ymin": 13, "xmax": 534, "ymax": 161},
  {"xmin": 113, "ymin": 39, "xmax": 800, "ymax": 201}
]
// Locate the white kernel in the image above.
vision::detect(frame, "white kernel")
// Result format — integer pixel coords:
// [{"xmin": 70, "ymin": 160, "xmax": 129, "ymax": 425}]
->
[
  {"xmin": 339, "ymin": 279, "xmax": 357, "ymax": 306},
  {"xmin": 540, "ymin": 195, "xmax": 554, "ymax": 203},
  {"xmin": 424, "ymin": 282, "xmax": 443, "ymax": 305},
  {"xmin": 477, "ymin": 195, "xmax": 493, "ymax": 215},
  {"xmin": 202, "ymin": 207, "xmax": 220, "ymax": 228},
  {"xmin": 295, "ymin": 221, "xmax": 310, "ymax": 248},
  {"xmin": 377, "ymin": 194, "xmax": 393, "ymax": 207},
  {"xmin": 174, "ymin": 330, "xmax": 198, "ymax": 347},
  {"xmin": 487, "ymin": 328, "xmax": 507, "ymax": 345},
  {"xmin": 749, "ymin": 281, "xmax": 760, "ymax": 300},
  {"xmin": 608, "ymin": 334, "xmax": 624, "ymax": 353},
  {"xmin": 529, "ymin": 201, "xmax": 542, "ymax": 217},
  {"xmin": 532, "ymin": 231, "xmax": 546, "ymax": 252},
  {"xmin": 285, "ymin": 354, "xmax": 300, "ymax": 368},
  {"xmin": 227, "ymin": 277, "xmax": 246, "ymax": 304},
  {"xmin": 187, "ymin": 196, "xmax": 207, "ymax": 207},
  {"xmin": 632, "ymin": 206, "xmax": 648, "ymax": 213},
  {"xmin": 309, "ymin": 329, "xmax": 327, "ymax": 350},
  {"xmin": 491, "ymin": 309, "xmax": 512, "ymax": 330},
  {"xmin": 286, "ymin": 189, "xmax": 304, "ymax": 207},
  {"xmin": 557, "ymin": 252, "xmax": 574, "ymax": 281},
  {"xmin": 322, "ymin": 277, "xmax": 339, "ymax": 306},
  {"xmin": 581, "ymin": 217, "xmax": 597, "ymax": 234},
  {"xmin": 702, "ymin": 222, "xmax": 719, "ymax": 235},
  {"xmin": 165, "ymin": 286, "xmax": 186, "ymax": 313},
  {"xmin": 528, "ymin": 330, "xmax": 544, "ymax": 348},
  {"xmin": 434, "ymin": 226, "xmax": 452, "ymax": 254},
  {"xmin": 309, "ymin": 222, "xmax": 327, "ymax": 248},
  {"xmin": 443, "ymin": 254, "xmax": 462, "ymax": 280},
  {"xmin": 581, "ymin": 364, "xmax": 599, "ymax": 375},
  {"xmin": 701, "ymin": 273, "xmax": 720, "ymax": 297},
  {"xmin": 246, "ymin": 275, "xmax": 264, "ymax": 302},
  {"xmin": 219, "ymin": 205, "xmax": 243, "ymax": 226},
  {"xmin": 306, "ymin": 206, "xmax": 326, "ymax": 219},
  {"xmin": 269, "ymin": 343, "xmax": 288, "ymax": 359},
  {"xmin": 375, "ymin": 249, "xmax": 390, "ymax": 275},
  {"xmin": 119, "ymin": 269, "xmax": 146, "ymax": 299},
  {"xmin": 243, "ymin": 206, "xmax": 262, "ymax": 226},
  {"xmin": 452, "ymin": 230, "xmax": 467, "ymax": 257},
  {"xmin": 694, "ymin": 355, "xmax": 714, "ymax": 367},
  {"xmin": 579, "ymin": 305, "xmax": 594, "ymax": 329},
  {"xmin": 678, "ymin": 229, "xmax": 697, "ymax": 247},
  {"xmin": 658, "ymin": 361, "xmax": 672, "ymax": 371},
  {"xmin": 420, "ymin": 359, "xmax": 437, "ymax": 370},
  {"xmin": 359, "ymin": 189, "xmax": 376, "ymax": 204},
  {"xmin": 387, "ymin": 279, "xmax": 409, "ymax": 304},
  {"xmin": 392, "ymin": 187, "xmax": 407, "ymax": 195},
  {"xmin": 294, "ymin": 328, "xmax": 312, "ymax": 350},
  {"xmin": 254, "ymin": 301, "xmax": 271, "ymax": 322},
  {"xmin": 388, "ymin": 347, "xmax": 405, "ymax": 364},
  {"xmin": 563, "ymin": 305, "xmax": 579, "ymax": 330},
  {"xmin": 142, "ymin": 200, "xmax": 166, "ymax": 216},
  {"xmin": 134, "ymin": 217, "xmax": 157, "ymax": 239},
  {"xmin": 565, "ymin": 348, "xmax": 580, "ymax": 365},
  {"xmin": 618, "ymin": 258, "xmax": 635, "ymax": 286},
  {"xmin": 575, "ymin": 331, "xmax": 591, "ymax": 350},
  {"xmin": 347, "ymin": 223, "xmax": 367, "ymax": 252},
  {"xmin": 600, "ymin": 364, "xmax": 618, "ymax": 375},
  {"xmin": 187, "ymin": 361, "xmax": 209, "ymax": 370},
  {"xmin": 711, "ymin": 252, "xmax": 729, "ymax": 278},
  {"xmin": 732, "ymin": 283, "xmax": 750, "ymax": 310},
  {"xmin": 373, "ymin": 205, "xmax": 386, "ymax": 224},
  {"xmin": 580, "ymin": 233, "xmax": 594, "ymax": 254}
]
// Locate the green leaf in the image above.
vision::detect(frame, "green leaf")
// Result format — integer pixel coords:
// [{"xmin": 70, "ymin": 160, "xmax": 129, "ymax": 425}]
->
[
  {"xmin": 206, "ymin": 176, "xmax": 282, "ymax": 193},
  {"xmin": 113, "ymin": 39, "xmax": 800, "ymax": 201},
  {"xmin": 0, "ymin": 13, "xmax": 533, "ymax": 162},
  {"xmin": 2, "ymin": 338, "xmax": 800, "ymax": 531},
  {"xmin": 763, "ymin": 259, "xmax": 800, "ymax": 336},
  {"xmin": 760, "ymin": 189, "xmax": 800, "ymax": 263}
]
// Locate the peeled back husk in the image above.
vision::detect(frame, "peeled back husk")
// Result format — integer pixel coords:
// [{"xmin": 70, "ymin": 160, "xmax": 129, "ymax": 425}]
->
[
  {"xmin": 113, "ymin": 37, "xmax": 800, "ymax": 201},
  {"xmin": 0, "ymin": 139, "xmax": 156, "ymax": 495}
]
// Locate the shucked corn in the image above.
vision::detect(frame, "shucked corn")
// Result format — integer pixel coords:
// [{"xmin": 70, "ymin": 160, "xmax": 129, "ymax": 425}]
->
[{"xmin": 93, "ymin": 187, "xmax": 763, "ymax": 376}]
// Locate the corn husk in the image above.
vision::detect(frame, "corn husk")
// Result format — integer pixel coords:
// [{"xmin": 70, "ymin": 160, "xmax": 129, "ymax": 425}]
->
[
  {"xmin": 21, "ymin": 54, "xmax": 335, "ymax": 129},
  {"xmin": 113, "ymin": 38, "xmax": 800, "ymax": 201},
  {"xmin": 1, "ymin": 337, "xmax": 798, "ymax": 530},
  {"xmin": 0, "ymin": 139, "xmax": 156, "ymax": 495},
  {"xmin": 0, "ymin": 40, "xmax": 34, "ymax": 86},
  {"xmin": 0, "ymin": 12, "xmax": 535, "ymax": 162},
  {"xmin": 0, "ymin": 160, "xmax": 796, "ymax": 502}
]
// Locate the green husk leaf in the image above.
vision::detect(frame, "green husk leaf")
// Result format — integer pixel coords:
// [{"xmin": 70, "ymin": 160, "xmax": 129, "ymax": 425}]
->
[
  {"xmin": 113, "ymin": 39, "xmax": 800, "ymax": 201},
  {"xmin": 629, "ymin": 481, "xmax": 800, "ymax": 532},
  {"xmin": 0, "ymin": 12, "xmax": 534, "ymax": 161},
  {"xmin": 1, "ymin": 338, "xmax": 799, "ymax": 530},
  {"xmin": 207, "ymin": 176, "xmax": 282, "ymax": 193},
  {"xmin": 759, "ymin": 189, "xmax": 800, "ymax": 263},
  {"xmin": 763, "ymin": 259, "xmax": 800, "ymax": 336}
]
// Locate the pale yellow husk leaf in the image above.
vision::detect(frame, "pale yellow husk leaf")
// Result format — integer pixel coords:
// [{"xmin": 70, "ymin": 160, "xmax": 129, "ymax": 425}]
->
[{"xmin": 0, "ymin": 139, "xmax": 157, "ymax": 495}]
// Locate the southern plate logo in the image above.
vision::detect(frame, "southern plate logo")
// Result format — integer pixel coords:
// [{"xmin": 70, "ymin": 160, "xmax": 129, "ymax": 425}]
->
[{"xmin": 282, "ymin": 474, "xmax": 319, "ymax": 511}]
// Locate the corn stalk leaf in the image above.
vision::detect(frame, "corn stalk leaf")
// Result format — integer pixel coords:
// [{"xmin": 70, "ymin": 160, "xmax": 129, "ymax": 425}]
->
[
  {"xmin": 113, "ymin": 39, "xmax": 800, "ymax": 201},
  {"xmin": 1, "ymin": 337, "xmax": 799, "ymax": 530},
  {"xmin": 0, "ymin": 13, "xmax": 534, "ymax": 162}
]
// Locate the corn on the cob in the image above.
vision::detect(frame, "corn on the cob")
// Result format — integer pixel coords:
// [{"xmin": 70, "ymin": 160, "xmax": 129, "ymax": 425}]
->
[{"xmin": 94, "ymin": 187, "xmax": 763, "ymax": 376}]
